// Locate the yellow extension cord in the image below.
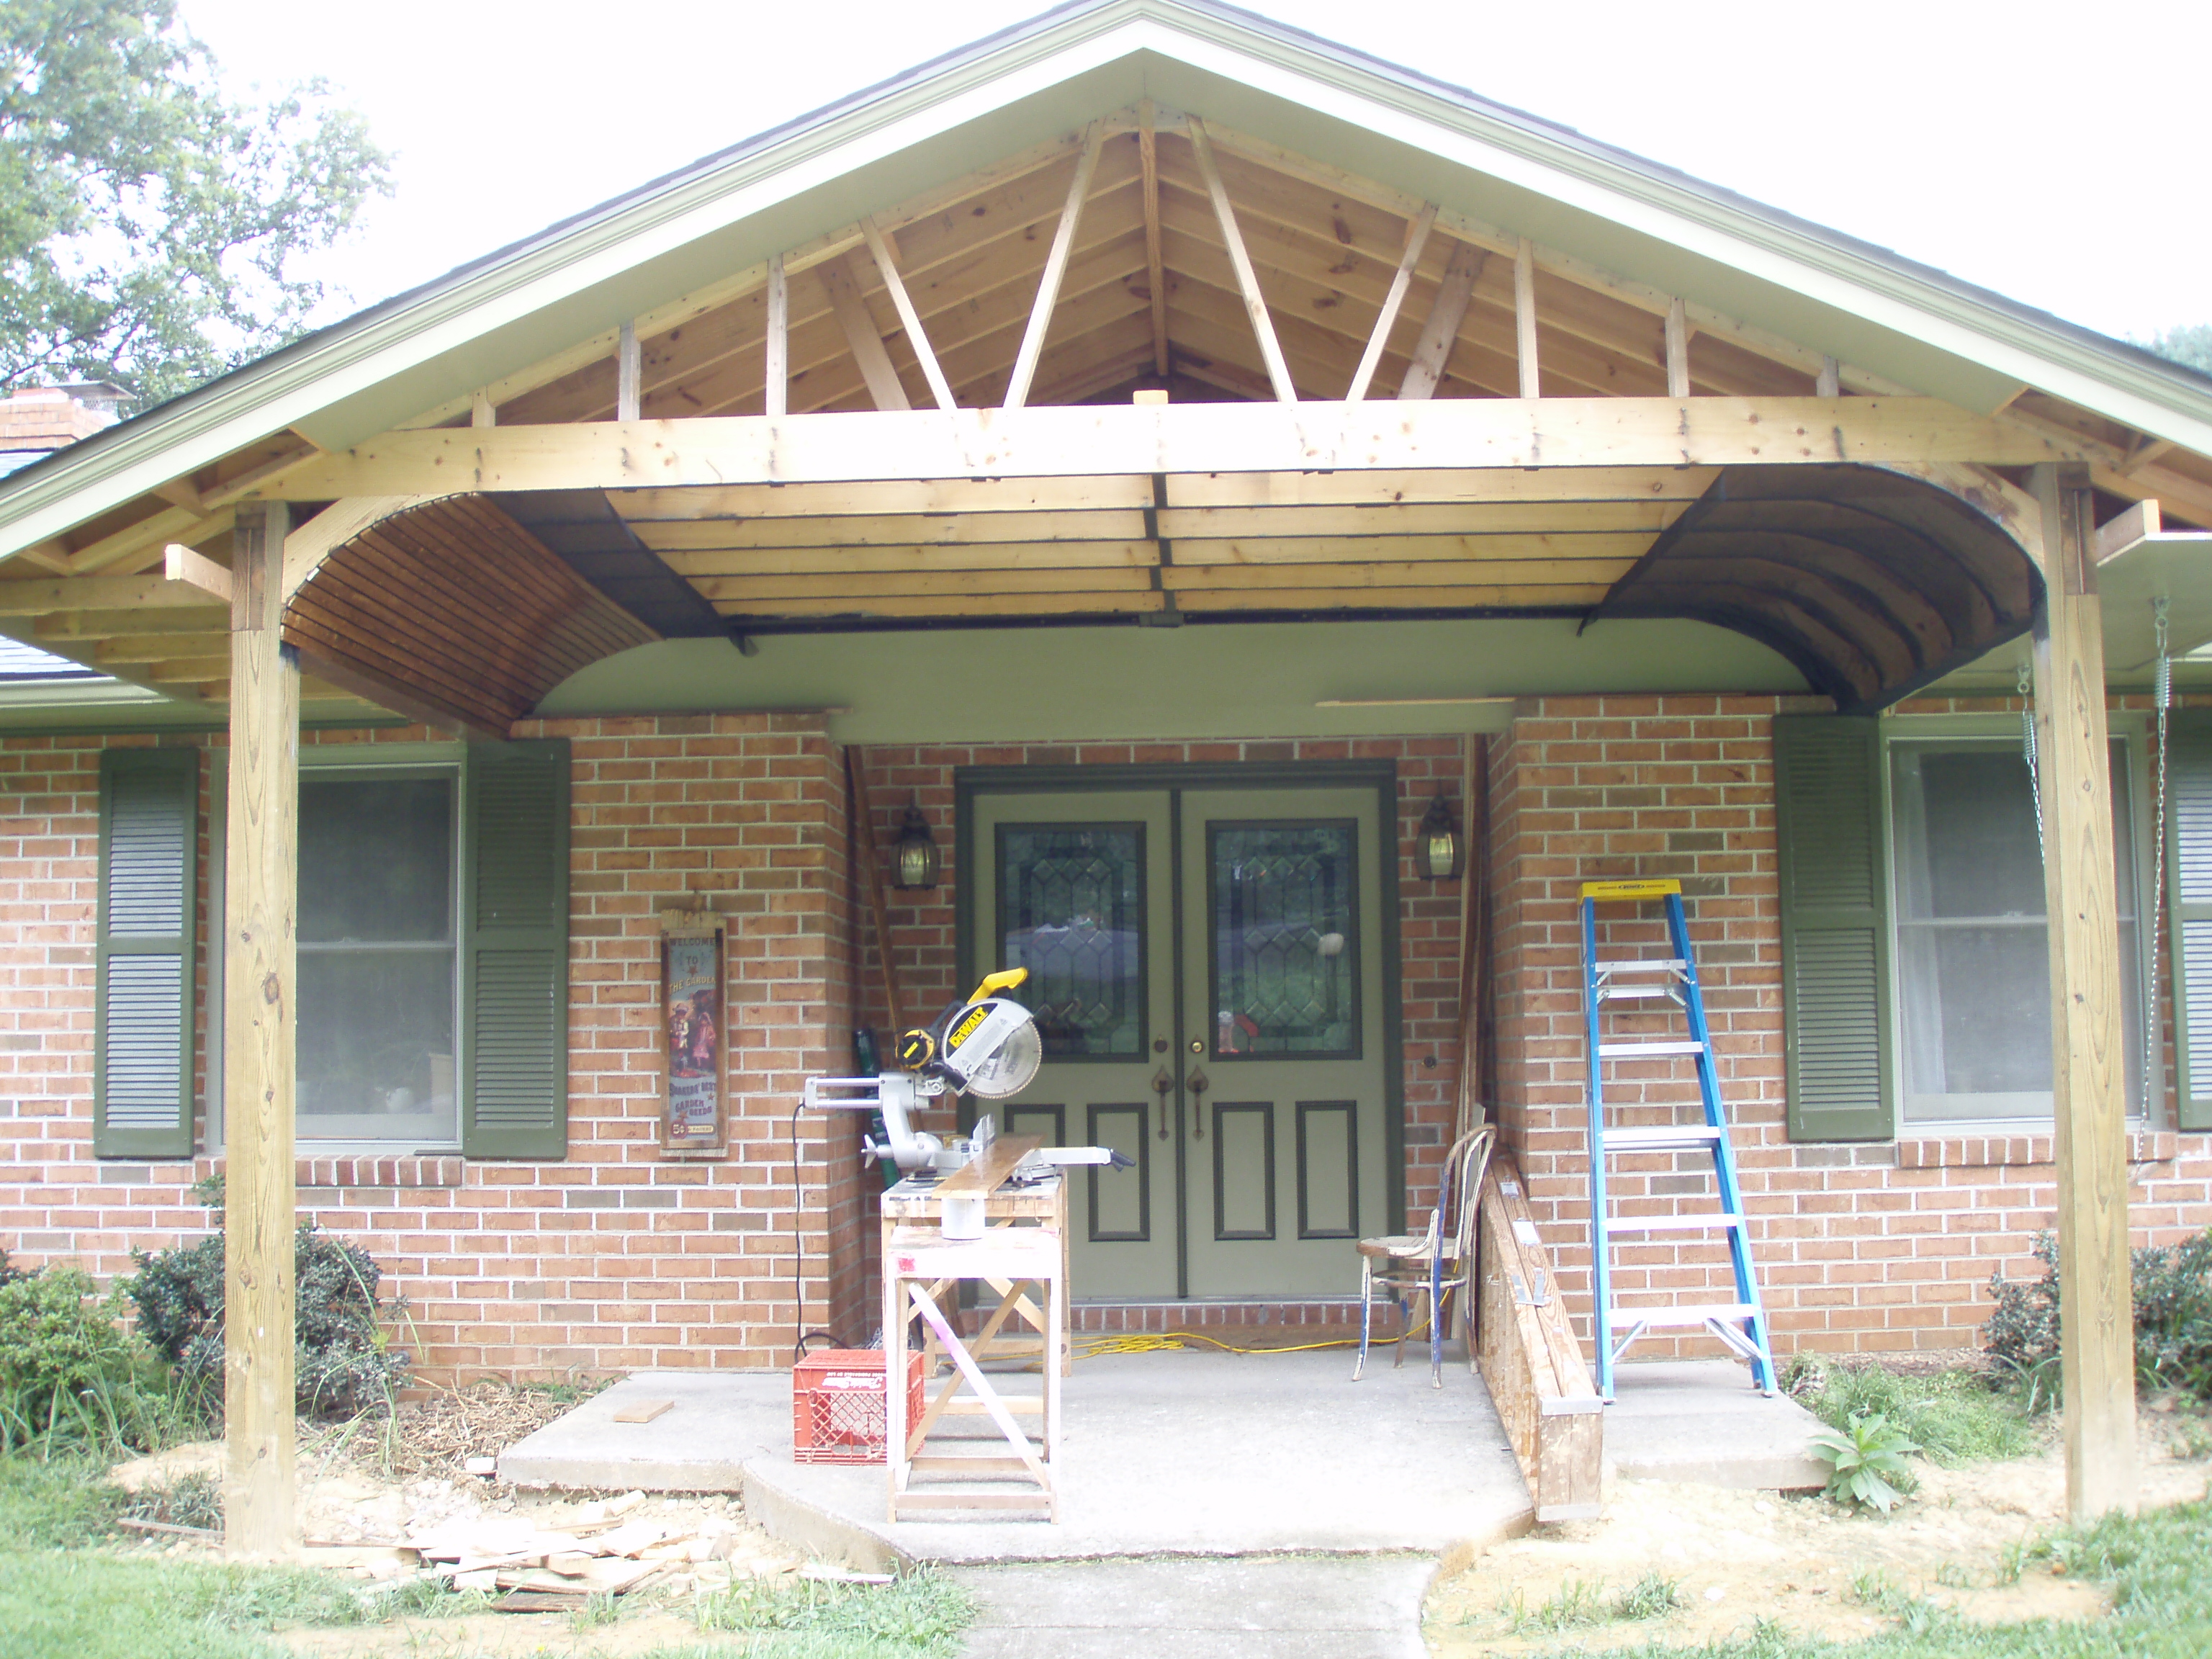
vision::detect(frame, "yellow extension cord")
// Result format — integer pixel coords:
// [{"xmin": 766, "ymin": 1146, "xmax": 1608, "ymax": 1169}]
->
[{"xmin": 1076, "ymin": 1309, "xmax": 1435, "ymax": 1359}]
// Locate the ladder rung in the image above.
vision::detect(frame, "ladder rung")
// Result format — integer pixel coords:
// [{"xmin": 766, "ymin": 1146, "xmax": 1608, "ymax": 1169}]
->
[
  {"xmin": 1606, "ymin": 1303, "xmax": 1760, "ymax": 1328},
  {"xmin": 1603, "ymin": 1213, "xmax": 1745, "ymax": 1234},
  {"xmin": 1597, "ymin": 985, "xmax": 1676, "ymax": 1000},
  {"xmin": 1595, "ymin": 959, "xmax": 1687, "ymax": 974},
  {"xmin": 1602, "ymin": 1125, "xmax": 1723, "ymax": 1151},
  {"xmin": 1598, "ymin": 1040, "xmax": 1704, "ymax": 1057}
]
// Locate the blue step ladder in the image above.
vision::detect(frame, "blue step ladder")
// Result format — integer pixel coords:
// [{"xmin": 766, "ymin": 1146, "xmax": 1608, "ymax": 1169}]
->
[{"xmin": 1580, "ymin": 878, "xmax": 1776, "ymax": 1399}]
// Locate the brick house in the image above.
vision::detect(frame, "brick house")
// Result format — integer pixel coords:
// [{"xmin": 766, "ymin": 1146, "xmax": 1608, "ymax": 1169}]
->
[{"xmin": 3, "ymin": 0, "xmax": 2209, "ymax": 1419}]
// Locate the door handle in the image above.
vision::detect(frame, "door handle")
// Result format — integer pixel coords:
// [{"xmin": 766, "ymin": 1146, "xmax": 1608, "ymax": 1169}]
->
[
  {"xmin": 1151, "ymin": 1067, "xmax": 1174, "ymax": 1139},
  {"xmin": 1188, "ymin": 1067, "xmax": 1208, "ymax": 1137}
]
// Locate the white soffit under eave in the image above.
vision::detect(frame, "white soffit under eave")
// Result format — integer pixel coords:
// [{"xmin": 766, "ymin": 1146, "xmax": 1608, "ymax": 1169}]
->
[{"xmin": 6, "ymin": 4, "xmax": 2212, "ymax": 562}]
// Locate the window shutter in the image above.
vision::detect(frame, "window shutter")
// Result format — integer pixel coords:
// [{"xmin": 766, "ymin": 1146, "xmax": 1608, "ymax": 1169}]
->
[
  {"xmin": 1774, "ymin": 715, "xmax": 1894, "ymax": 1141},
  {"xmin": 461, "ymin": 739, "xmax": 570, "ymax": 1157},
  {"xmin": 2167, "ymin": 711, "xmax": 2212, "ymax": 1130},
  {"xmin": 95, "ymin": 748, "xmax": 199, "ymax": 1157}
]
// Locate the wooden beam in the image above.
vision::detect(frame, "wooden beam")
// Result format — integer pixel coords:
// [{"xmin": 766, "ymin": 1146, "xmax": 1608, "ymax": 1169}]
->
[
  {"xmin": 1665, "ymin": 298, "xmax": 1691, "ymax": 400},
  {"xmin": 1139, "ymin": 102, "xmax": 1169, "ymax": 377},
  {"xmin": 616, "ymin": 323, "xmax": 642, "ymax": 422},
  {"xmin": 0, "ymin": 573, "xmax": 248, "ymax": 614},
  {"xmin": 1817, "ymin": 356, "xmax": 1842, "ymax": 399},
  {"xmin": 269, "ymin": 400, "xmax": 2080, "ymax": 500},
  {"xmin": 1346, "ymin": 203, "xmax": 1437, "ymax": 403},
  {"xmin": 2095, "ymin": 498, "xmax": 2159, "ymax": 563},
  {"xmin": 2030, "ymin": 462, "xmax": 2138, "ymax": 1525},
  {"xmin": 224, "ymin": 500, "xmax": 297, "ymax": 1561},
  {"xmin": 764, "ymin": 254, "xmax": 788, "ymax": 419},
  {"xmin": 1004, "ymin": 122, "xmax": 1106, "ymax": 409},
  {"xmin": 1186, "ymin": 118, "xmax": 1296, "ymax": 402},
  {"xmin": 64, "ymin": 505, "xmax": 220, "ymax": 575},
  {"xmin": 858, "ymin": 217, "xmax": 956, "ymax": 413},
  {"xmin": 816, "ymin": 256, "xmax": 911, "ymax": 412},
  {"xmin": 163, "ymin": 543, "xmax": 231, "ymax": 604},
  {"xmin": 1397, "ymin": 238, "xmax": 1483, "ymax": 402},
  {"xmin": 470, "ymin": 391, "xmax": 496, "ymax": 428},
  {"xmin": 1514, "ymin": 238, "xmax": 1541, "ymax": 399},
  {"xmin": 2120, "ymin": 435, "xmax": 2175, "ymax": 475}
]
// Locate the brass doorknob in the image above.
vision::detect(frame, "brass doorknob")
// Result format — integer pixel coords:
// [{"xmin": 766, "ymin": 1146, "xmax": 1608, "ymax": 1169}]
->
[
  {"xmin": 1189, "ymin": 1038, "xmax": 1204, "ymax": 1054},
  {"xmin": 1188, "ymin": 1068, "xmax": 1208, "ymax": 1137},
  {"xmin": 1151, "ymin": 1067, "xmax": 1174, "ymax": 1139}
]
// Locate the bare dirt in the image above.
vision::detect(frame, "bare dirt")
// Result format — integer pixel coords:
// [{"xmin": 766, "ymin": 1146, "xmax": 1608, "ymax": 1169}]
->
[{"xmin": 1426, "ymin": 1411, "xmax": 2212, "ymax": 1655}]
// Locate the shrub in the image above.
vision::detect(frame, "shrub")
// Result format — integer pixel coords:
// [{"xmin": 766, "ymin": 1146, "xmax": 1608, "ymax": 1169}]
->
[
  {"xmin": 123, "ymin": 1220, "xmax": 409, "ymax": 1418},
  {"xmin": 1787, "ymin": 1359, "xmax": 2031, "ymax": 1466},
  {"xmin": 1810, "ymin": 1412, "xmax": 1920, "ymax": 1513},
  {"xmin": 1986, "ymin": 1229, "xmax": 2212, "ymax": 1407},
  {"xmin": 0, "ymin": 1248, "xmax": 32, "ymax": 1290},
  {"xmin": 0, "ymin": 1269, "xmax": 177, "ymax": 1456}
]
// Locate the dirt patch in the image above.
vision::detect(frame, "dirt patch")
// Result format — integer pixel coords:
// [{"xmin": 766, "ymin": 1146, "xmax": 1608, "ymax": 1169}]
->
[{"xmin": 1427, "ymin": 1418, "xmax": 2212, "ymax": 1653}]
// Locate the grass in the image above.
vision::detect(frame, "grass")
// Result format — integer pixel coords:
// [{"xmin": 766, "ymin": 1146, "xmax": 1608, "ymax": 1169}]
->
[
  {"xmin": 1511, "ymin": 1496, "xmax": 2212, "ymax": 1658},
  {"xmin": 1786, "ymin": 1360, "xmax": 2035, "ymax": 1469},
  {"xmin": 691, "ymin": 1570, "xmax": 975, "ymax": 1658}
]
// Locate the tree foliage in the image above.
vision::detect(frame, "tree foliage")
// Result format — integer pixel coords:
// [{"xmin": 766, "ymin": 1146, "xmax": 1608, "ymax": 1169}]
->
[
  {"xmin": 1, "ymin": 0, "xmax": 390, "ymax": 407},
  {"xmin": 2144, "ymin": 325, "xmax": 2212, "ymax": 377}
]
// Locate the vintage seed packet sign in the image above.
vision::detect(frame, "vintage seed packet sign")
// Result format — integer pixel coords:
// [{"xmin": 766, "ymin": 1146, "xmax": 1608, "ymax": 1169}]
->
[{"xmin": 660, "ymin": 914, "xmax": 726, "ymax": 1154}]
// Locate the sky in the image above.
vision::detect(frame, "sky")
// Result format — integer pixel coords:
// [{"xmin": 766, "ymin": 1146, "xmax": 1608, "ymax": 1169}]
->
[{"xmin": 176, "ymin": 0, "xmax": 2209, "ymax": 347}]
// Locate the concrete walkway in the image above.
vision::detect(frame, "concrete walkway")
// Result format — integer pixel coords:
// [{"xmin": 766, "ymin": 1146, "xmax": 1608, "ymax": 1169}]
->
[{"xmin": 950, "ymin": 1555, "xmax": 1434, "ymax": 1658}]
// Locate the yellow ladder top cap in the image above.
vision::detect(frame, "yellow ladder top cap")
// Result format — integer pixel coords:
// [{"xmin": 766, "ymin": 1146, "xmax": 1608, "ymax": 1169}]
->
[{"xmin": 1580, "ymin": 878, "xmax": 1682, "ymax": 899}]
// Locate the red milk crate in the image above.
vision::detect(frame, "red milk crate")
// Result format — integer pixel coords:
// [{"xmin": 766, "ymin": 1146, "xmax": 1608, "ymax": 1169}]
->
[{"xmin": 791, "ymin": 1349, "xmax": 926, "ymax": 1465}]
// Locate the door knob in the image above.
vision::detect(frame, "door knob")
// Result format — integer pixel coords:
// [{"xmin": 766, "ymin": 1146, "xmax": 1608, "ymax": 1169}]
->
[
  {"xmin": 1188, "ymin": 1067, "xmax": 1208, "ymax": 1137},
  {"xmin": 1189, "ymin": 1038, "xmax": 1204, "ymax": 1054},
  {"xmin": 1151, "ymin": 1067, "xmax": 1174, "ymax": 1139}
]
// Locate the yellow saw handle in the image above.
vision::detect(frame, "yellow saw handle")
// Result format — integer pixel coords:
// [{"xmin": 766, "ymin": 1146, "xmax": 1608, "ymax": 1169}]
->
[{"xmin": 969, "ymin": 967, "xmax": 1029, "ymax": 1001}]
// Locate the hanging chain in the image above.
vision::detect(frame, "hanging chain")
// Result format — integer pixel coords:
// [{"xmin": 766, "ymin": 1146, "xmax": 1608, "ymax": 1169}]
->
[
  {"xmin": 2148, "ymin": 596, "xmax": 2171, "ymax": 1115},
  {"xmin": 2019, "ymin": 660, "xmax": 2045, "ymax": 862}
]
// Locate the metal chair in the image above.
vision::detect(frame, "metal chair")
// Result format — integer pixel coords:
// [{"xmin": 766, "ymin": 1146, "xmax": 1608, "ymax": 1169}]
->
[{"xmin": 1353, "ymin": 1125, "xmax": 1496, "ymax": 1386}]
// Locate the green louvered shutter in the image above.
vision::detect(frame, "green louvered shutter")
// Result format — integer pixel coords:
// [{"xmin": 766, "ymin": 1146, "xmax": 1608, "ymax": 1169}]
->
[
  {"xmin": 94, "ymin": 749, "xmax": 199, "ymax": 1156},
  {"xmin": 460, "ymin": 739, "xmax": 570, "ymax": 1157},
  {"xmin": 2167, "ymin": 711, "xmax": 2212, "ymax": 1130},
  {"xmin": 1774, "ymin": 715, "xmax": 1894, "ymax": 1141}
]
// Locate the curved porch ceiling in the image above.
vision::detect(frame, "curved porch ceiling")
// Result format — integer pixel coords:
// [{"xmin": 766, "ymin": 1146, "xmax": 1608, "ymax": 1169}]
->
[{"xmin": 3, "ymin": 0, "xmax": 2211, "ymax": 570}]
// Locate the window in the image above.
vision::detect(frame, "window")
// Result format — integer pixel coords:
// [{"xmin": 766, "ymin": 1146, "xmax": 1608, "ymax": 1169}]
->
[
  {"xmin": 296, "ymin": 769, "xmax": 460, "ymax": 1143},
  {"xmin": 1886, "ymin": 732, "xmax": 2144, "ymax": 1125}
]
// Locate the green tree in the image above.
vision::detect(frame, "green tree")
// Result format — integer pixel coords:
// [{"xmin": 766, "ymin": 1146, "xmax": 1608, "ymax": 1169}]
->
[
  {"xmin": 1, "ymin": 0, "xmax": 391, "ymax": 408},
  {"xmin": 2144, "ymin": 324, "xmax": 2212, "ymax": 376}
]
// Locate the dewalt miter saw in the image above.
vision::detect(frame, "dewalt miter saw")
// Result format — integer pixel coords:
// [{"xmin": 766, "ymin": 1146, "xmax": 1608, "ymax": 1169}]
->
[{"xmin": 804, "ymin": 968, "xmax": 1128, "ymax": 1177}]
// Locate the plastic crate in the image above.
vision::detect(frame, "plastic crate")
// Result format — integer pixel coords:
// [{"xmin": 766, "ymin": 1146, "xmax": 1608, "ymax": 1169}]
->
[{"xmin": 791, "ymin": 1349, "xmax": 925, "ymax": 1465}]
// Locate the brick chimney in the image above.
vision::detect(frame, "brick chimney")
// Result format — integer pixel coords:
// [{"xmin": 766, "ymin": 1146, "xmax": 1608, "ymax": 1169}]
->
[{"xmin": 1, "ymin": 383, "xmax": 127, "ymax": 475}]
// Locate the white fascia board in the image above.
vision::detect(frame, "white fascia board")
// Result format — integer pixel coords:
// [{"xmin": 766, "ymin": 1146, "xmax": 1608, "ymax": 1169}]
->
[{"xmin": 1145, "ymin": 24, "xmax": 2212, "ymax": 454}]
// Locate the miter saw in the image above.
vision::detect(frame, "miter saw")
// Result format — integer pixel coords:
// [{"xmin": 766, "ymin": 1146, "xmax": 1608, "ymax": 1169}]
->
[{"xmin": 804, "ymin": 968, "xmax": 1131, "ymax": 1179}]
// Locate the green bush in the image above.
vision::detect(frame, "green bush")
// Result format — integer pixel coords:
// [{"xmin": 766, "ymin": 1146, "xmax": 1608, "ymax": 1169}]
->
[
  {"xmin": 0, "ymin": 1269, "xmax": 163, "ymax": 1455},
  {"xmin": 1987, "ymin": 1230, "xmax": 2212, "ymax": 1407},
  {"xmin": 122, "ymin": 1220, "xmax": 409, "ymax": 1418},
  {"xmin": 0, "ymin": 1248, "xmax": 31, "ymax": 1290},
  {"xmin": 1787, "ymin": 1358, "xmax": 2032, "ymax": 1466},
  {"xmin": 1809, "ymin": 1411, "xmax": 1920, "ymax": 1514}
]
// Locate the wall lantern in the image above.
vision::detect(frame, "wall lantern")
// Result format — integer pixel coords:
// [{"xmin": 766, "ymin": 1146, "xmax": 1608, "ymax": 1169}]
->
[
  {"xmin": 1418, "ymin": 792, "xmax": 1463, "ymax": 881},
  {"xmin": 894, "ymin": 801, "xmax": 941, "ymax": 890}
]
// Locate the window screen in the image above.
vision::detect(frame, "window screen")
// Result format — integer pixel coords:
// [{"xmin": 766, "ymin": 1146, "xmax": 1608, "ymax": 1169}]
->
[
  {"xmin": 1889, "ymin": 739, "xmax": 2140, "ymax": 1122},
  {"xmin": 297, "ymin": 772, "xmax": 459, "ymax": 1142}
]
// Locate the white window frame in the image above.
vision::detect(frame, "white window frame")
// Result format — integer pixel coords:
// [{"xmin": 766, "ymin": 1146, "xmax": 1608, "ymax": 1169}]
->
[
  {"xmin": 207, "ymin": 741, "xmax": 469, "ymax": 1154},
  {"xmin": 1878, "ymin": 711, "xmax": 2156, "ymax": 1133}
]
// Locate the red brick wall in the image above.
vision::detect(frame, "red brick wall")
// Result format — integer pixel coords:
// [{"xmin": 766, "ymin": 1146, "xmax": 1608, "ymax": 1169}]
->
[{"xmin": 1489, "ymin": 694, "xmax": 2212, "ymax": 1359}]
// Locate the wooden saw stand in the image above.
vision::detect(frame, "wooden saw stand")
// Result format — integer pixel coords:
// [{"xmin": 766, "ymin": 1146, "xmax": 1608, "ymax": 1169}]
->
[{"xmin": 881, "ymin": 1137, "xmax": 1064, "ymax": 1521}]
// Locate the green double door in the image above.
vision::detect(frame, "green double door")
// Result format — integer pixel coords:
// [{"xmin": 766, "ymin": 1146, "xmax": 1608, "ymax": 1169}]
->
[{"xmin": 968, "ymin": 780, "xmax": 1391, "ymax": 1300}]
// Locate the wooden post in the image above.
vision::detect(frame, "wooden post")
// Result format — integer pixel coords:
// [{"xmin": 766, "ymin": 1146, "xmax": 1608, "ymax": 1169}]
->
[
  {"xmin": 764, "ymin": 255, "xmax": 788, "ymax": 418},
  {"xmin": 224, "ymin": 500, "xmax": 299, "ymax": 1559},
  {"xmin": 2029, "ymin": 461, "xmax": 2138, "ymax": 1521},
  {"xmin": 1664, "ymin": 297, "xmax": 1691, "ymax": 400},
  {"xmin": 1514, "ymin": 238, "xmax": 1540, "ymax": 399},
  {"xmin": 616, "ymin": 322, "xmax": 642, "ymax": 422}
]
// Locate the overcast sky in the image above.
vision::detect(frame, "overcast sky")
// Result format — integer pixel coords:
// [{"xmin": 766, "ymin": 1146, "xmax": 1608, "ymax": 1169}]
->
[{"xmin": 179, "ymin": 0, "xmax": 2208, "ymax": 348}]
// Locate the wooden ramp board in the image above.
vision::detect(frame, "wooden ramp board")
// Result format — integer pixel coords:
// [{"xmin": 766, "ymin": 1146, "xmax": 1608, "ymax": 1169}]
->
[{"xmin": 1475, "ymin": 1153, "xmax": 1603, "ymax": 1522}]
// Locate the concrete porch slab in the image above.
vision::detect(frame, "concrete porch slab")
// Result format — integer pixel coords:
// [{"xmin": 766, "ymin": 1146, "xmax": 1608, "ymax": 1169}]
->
[
  {"xmin": 1602, "ymin": 1359, "xmax": 1828, "ymax": 1491},
  {"xmin": 500, "ymin": 1348, "xmax": 1533, "ymax": 1568}
]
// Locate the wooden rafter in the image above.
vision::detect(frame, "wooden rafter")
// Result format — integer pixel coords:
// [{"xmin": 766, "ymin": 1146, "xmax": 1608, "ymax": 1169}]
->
[
  {"xmin": 858, "ymin": 217, "xmax": 957, "ymax": 412},
  {"xmin": 1005, "ymin": 122, "xmax": 1106, "ymax": 409},
  {"xmin": 1185, "ymin": 118, "xmax": 1296, "ymax": 402},
  {"xmin": 816, "ymin": 254, "xmax": 912, "ymax": 412},
  {"xmin": 1398, "ymin": 238, "xmax": 1482, "ymax": 402},
  {"xmin": 1514, "ymin": 238, "xmax": 1540, "ymax": 399},
  {"xmin": 1346, "ymin": 202, "xmax": 1435, "ymax": 402}
]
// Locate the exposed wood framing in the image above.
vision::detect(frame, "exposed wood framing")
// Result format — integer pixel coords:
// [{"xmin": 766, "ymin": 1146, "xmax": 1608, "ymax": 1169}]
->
[
  {"xmin": 1398, "ymin": 238, "xmax": 1481, "ymax": 402},
  {"xmin": 858, "ymin": 217, "xmax": 957, "ymax": 412},
  {"xmin": 1004, "ymin": 122, "xmax": 1105, "ymax": 409},
  {"xmin": 1346, "ymin": 202, "xmax": 1435, "ymax": 402},
  {"xmin": 471, "ymin": 391, "xmax": 497, "ymax": 428},
  {"xmin": 163, "ymin": 542, "xmax": 231, "ymax": 603},
  {"xmin": 2030, "ymin": 462, "xmax": 2138, "ymax": 1524},
  {"xmin": 817, "ymin": 255, "xmax": 911, "ymax": 412},
  {"xmin": 282, "ymin": 495, "xmax": 449, "ymax": 599},
  {"xmin": 1138, "ymin": 101, "xmax": 1169, "ymax": 376},
  {"xmin": 1186, "ymin": 118, "xmax": 1296, "ymax": 402},
  {"xmin": 1817, "ymin": 356, "xmax": 1841, "ymax": 399},
  {"xmin": 616, "ymin": 323, "xmax": 642, "ymax": 422},
  {"xmin": 765, "ymin": 254, "xmax": 788, "ymax": 418},
  {"xmin": 1665, "ymin": 298, "xmax": 1691, "ymax": 400},
  {"xmin": 223, "ymin": 499, "xmax": 298, "ymax": 1560},
  {"xmin": 1514, "ymin": 238, "xmax": 1541, "ymax": 399}
]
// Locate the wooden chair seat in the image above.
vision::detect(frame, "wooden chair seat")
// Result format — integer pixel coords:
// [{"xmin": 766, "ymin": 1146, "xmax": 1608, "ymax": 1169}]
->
[{"xmin": 1354, "ymin": 1125, "xmax": 1496, "ymax": 1385}]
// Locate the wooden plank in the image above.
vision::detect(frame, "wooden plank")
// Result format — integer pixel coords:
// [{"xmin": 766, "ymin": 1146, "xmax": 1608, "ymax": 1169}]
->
[
  {"xmin": 1157, "ymin": 502, "xmax": 1681, "ymax": 538},
  {"xmin": 711, "ymin": 590, "xmax": 1166, "ymax": 619},
  {"xmin": 282, "ymin": 495, "xmax": 449, "ymax": 599},
  {"xmin": 764, "ymin": 255, "xmax": 788, "ymax": 419},
  {"xmin": 1166, "ymin": 467, "xmax": 1720, "ymax": 508},
  {"xmin": 616, "ymin": 323, "xmax": 642, "ymax": 422},
  {"xmin": 0, "ymin": 574, "xmax": 246, "ymax": 615},
  {"xmin": 1186, "ymin": 119, "xmax": 1296, "ymax": 402},
  {"xmin": 1348, "ymin": 203, "xmax": 1436, "ymax": 402},
  {"xmin": 694, "ymin": 566, "xmax": 1156, "ymax": 601},
  {"xmin": 1169, "ymin": 532, "xmax": 1655, "ymax": 565},
  {"xmin": 1139, "ymin": 102, "xmax": 1169, "ymax": 375},
  {"xmin": 94, "ymin": 632, "xmax": 231, "ymax": 665},
  {"xmin": 2030, "ymin": 462, "xmax": 2138, "ymax": 1524},
  {"xmin": 1171, "ymin": 583, "xmax": 1606, "ymax": 611},
  {"xmin": 66, "ymin": 504, "xmax": 230, "ymax": 576},
  {"xmin": 1398, "ymin": 238, "xmax": 1481, "ymax": 402},
  {"xmin": 1665, "ymin": 298, "xmax": 1691, "ymax": 400},
  {"xmin": 816, "ymin": 256, "xmax": 911, "ymax": 412},
  {"xmin": 162, "ymin": 543, "xmax": 231, "ymax": 604},
  {"xmin": 224, "ymin": 501, "xmax": 298, "ymax": 1560},
  {"xmin": 631, "ymin": 509, "xmax": 1150, "ymax": 551},
  {"xmin": 664, "ymin": 542, "xmax": 1160, "ymax": 579},
  {"xmin": 611, "ymin": 1399, "xmax": 673, "ymax": 1424},
  {"xmin": 2095, "ymin": 498, "xmax": 2159, "ymax": 563},
  {"xmin": 470, "ymin": 390, "xmax": 496, "ymax": 428},
  {"xmin": 1514, "ymin": 239, "xmax": 1541, "ymax": 399},
  {"xmin": 1164, "ymin": 560, "xmax": 1635, "ymax": 591},
  {"xmin": 613, "ymin": 477, "xmax": 1154, "ymax": 520},
  {"xmin": 859, "ymin": 218, "xmax": 956, "ymax": 413},
  {"xmin": 1817, "ymin": 356, "xmax": 1842, "ymax": 400},
  {"xmin": 265, "ymin": 400, "xmax": 2078, "ymax": 501},
  {"xmin": 1004, "ymin": 122, "xmax": 1105, "ymax": 409}
]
